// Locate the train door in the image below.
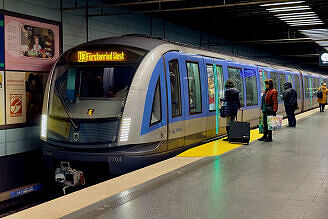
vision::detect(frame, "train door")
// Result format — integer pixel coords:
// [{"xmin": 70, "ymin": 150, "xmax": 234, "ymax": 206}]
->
[
  {"xmin": 180, "ymin": 54, "xmax": 207, "ymax": 146},
  {"xmin": 163, "ymin": 52, "xmax": 185, "ymax": 151},
  {"xmin": 203, "ymin": 57, "xmax": 225, "ymax": 138}
]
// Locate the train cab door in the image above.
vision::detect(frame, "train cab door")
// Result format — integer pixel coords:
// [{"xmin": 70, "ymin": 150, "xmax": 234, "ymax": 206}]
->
[
  {"xmin": 203, "ymin": 57, "xmax": 226, "ymax": 138},
  {"xmin": 163, "ymin": 52, "xmax": 185, "ymax": 151}
]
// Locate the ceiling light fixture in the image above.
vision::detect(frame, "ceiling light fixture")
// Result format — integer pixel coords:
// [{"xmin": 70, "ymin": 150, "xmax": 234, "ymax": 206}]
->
[
  {"xmin": 274, "ymin": 11, "xmax": 315, "ymax": 16},
  {"xmin": 279, "ymin": 15, "xmax": 319, "ymax": 20},
  {"xmin": 260, "ymin": 1, "xmax": 305, "ymax": 7},
  {"xmin": 267, "ymin": 7, "xmax": 311, "ymax": 13}
]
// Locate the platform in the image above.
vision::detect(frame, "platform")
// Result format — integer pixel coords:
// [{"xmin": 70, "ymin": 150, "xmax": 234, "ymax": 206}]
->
[{"xmin": 7, "ymin": 109, "xmax": 328, "ymax": 219}]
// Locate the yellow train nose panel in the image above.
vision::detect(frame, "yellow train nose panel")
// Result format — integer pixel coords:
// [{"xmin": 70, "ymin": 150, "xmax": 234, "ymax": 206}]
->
[{"xmin": 177, "ymin": 129, "xmax": 263, "ymax": 157}]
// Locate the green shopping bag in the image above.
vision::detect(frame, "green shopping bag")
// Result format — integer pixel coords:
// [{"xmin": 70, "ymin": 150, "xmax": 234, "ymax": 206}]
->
[{"xmin": 259, "ymin": 115, "xmax": 264, "ymax": 134}]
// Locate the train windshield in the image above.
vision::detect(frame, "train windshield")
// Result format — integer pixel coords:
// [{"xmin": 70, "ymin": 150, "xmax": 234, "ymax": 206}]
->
[{"xmin": 47, "ymin": 45, "xmax": 147, "ymax": 144}]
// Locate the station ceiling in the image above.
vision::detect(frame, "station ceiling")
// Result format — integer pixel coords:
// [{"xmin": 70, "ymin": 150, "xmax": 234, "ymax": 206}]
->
[{"xmin": 67, "ymin": 0, "xmax": 328, "ymax": 73}]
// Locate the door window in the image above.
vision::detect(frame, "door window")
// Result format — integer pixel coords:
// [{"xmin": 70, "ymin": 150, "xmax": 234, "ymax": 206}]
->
[
  {"xmin": 186, "ymin": 62, "xmax": 202, "ymax": 114},
  {"xmin": 169, "ymin": 60, "xmax": 182, "ymax": 117}
]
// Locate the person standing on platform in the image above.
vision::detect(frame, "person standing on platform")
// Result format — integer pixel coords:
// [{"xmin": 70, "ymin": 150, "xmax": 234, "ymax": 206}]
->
[
  {"xmin": 317, "ymin": 82, "xmax": 328, "ymax": 112},
  {"xmin": 259, "ymin": 79, "xmax": 278, "ymax": 142},
  {"xmin": 282, "ymin": 82, "xmax": 298, "ymax": 127},
  {"xmin": 220, "ymin": 80, "xmax": 241, "ymax": 141}
]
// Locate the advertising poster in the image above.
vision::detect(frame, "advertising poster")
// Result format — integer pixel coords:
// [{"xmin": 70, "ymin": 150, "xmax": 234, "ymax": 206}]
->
[
  {"xmin": 0, "ymin": 14, "xmax": 4, "ymax": 69},
  {"xmin": 25, "ymin": 72, "xmax": 48, "ymax": 124},
  {"xmin": 5, "ymin": 15, "xmax": 60, "ymax": 72},
  {"xmin": 0, "ymin": 71, "xmax": 5, "ymax": 125},
  {"xmin": 5, "ymin": 71, "xmax": 26, "ymax": 124}
]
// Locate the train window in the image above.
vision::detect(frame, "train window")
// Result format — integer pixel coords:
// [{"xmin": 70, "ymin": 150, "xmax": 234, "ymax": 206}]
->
[
  {"xmin": 245, "ymin": 69, "xmax": 258, "ymax": 106},
  {"xmin": 186, "ymin": 62, "xmax": 202, "ymax": 114},
  {"xmin": 151, "ymin": 80, "xmax": 162, "ymax": 125},
  {"xmin": 228, "ymin": 67, "xmax": 244, "ymax": 107},
  {"xmin": 260, "ymin": 69, "xmax": 268, "ymax": 88},
  {"xmin": 169, "ymin": 60, "xmax": 182, "ymax": 117},
  {"xmin": 287, "ymin": 74, "xmax": 293, "ymax": 83},
  {"xmin": 294, "ymin": 75, "xmax": 301, "ymax": 99},
  {"xmin": 216, "ymin": 66, "xmax": 224, "ymax": 103},
  {"xmin": 270, "ymin": 72, "xmax": 279, "ymax": 94},
  {"xmin": 316, "ymin": 78, "xmax": 320, "ymax": 90},
  {"xmin": 206, "ymin": 64, "xmax": 223, "ymax": 111},
  {"xmin": 304, "ymin": 77, "xmax": 310, "ymax": 98},
  {"xmin": 279, "ymin": 73, "xmax": 286, "ymax": 98},
  {"xmin": 207, "ymin": 65, "xmax": 215, "ymax": 111}
]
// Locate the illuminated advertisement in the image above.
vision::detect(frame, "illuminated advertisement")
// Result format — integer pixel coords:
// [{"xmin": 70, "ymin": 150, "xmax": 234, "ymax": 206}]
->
[
  {"xmin": 5, "ymin": 71, "xmax": 26, "ymax": 124},
  {"xmin": 5, "ymin": 15, "xmax": 60, "ymax": 72},
  {"xmin": 0, "ymin": 14, "xmax": 4, "ymax": 69},
  {"xmin": 0, "ymin": 71, "xmax": 5, "ymax": 125}
]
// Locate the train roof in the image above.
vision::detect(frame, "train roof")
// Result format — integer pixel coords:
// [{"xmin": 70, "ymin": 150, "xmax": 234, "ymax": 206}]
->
[{"xmin": 75, "ymin": 34, "xmax": 327, "ymax": 78}]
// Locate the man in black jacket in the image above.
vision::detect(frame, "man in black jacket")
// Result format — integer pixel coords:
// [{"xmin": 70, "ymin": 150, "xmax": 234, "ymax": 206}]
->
[{"xmin": 282, "ymin": 82, "xmax": 298, "ymax": 127}]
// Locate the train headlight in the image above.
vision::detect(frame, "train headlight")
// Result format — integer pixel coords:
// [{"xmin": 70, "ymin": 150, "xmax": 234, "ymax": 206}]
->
[
  {"xmin": 41, "ymin": 114, "xmax": 48, "ymax": 140},
  {"xmin": 120, "ymin": 118, "xmax": 131, "ymax": 142}
]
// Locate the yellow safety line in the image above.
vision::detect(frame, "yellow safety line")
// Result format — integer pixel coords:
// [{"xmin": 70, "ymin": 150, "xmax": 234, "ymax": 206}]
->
[{"xmin": 177, "ymin": 129, "xmax": 263, "ymax": 157}]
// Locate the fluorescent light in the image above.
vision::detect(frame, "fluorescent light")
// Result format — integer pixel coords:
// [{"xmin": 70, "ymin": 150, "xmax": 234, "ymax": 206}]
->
[
  {"xmin": 285, "ymin": 20, "xmax": 323, "ymax": 24},
  {"xmin": 290, "ymin": 22, "xmax": 324, "ymax": 26},
  {"xmin": 280, "ymin": 16, "xmax": 319, "ymax": 20},
  {"xmin": 260, "ymin": 1, "xmax": 305, "ymax": 7},
  {"xmin": 300, "ymin": 29, "xmax": 328, "ymax": 33},
  {"xmin": 274, "ymin": 11, "xmax": 315, "ymax": 16},
  {"xmin": 268, "ymin": 7, "xmax": 311, "ymax": 13},
  {"xmin": 283, "ymin": 18, "xmax": 321, "ymax": 22},
  {"xmin": 267, "ymin": 6, "xmax": 310, "ymax": 11},
  {"xmin": 288, "ymin": 21, "xmax": 324, "ymax": 25}
]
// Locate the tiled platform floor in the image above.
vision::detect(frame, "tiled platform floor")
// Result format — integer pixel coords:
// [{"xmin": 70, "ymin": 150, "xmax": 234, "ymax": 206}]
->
[{"xmin": 67, "ymin": 110, "xmax": 328, "ymax": 219}]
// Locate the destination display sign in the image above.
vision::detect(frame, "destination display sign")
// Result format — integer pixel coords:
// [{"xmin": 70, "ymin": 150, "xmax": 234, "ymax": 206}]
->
[{"xmin": 77, "ymin": 51, "xmax": 126, "ymax": 62}]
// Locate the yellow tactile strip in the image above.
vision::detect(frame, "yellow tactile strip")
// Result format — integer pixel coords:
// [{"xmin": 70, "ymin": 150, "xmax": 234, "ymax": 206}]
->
[
  {"xmin": 178, "ymin": 108, "xmax": 319, "ymax": 157},
  {"xmin": 177, "ymin": 129, "xmax": 262, "ymax": 157}
]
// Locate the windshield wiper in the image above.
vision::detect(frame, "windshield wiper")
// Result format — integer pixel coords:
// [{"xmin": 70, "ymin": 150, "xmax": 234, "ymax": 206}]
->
[{"xmin": 54, "ymin": 82, "xmax": 79, "ymax": 130}]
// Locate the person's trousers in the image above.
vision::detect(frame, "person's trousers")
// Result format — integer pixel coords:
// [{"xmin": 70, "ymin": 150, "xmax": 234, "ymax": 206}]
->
[
  {"xmin": 263, "ymin": 113, "xmax": 272, "ymax": 140},
  {"xmin": 319, "ymin": 103, "xmax": 326, "ymax": 112},
  {"xmin": 225, "ymin": 115, "xmax": 236, "ymax": 138},
  {"xmin": 286, "ymin": 109, "xmax": 296, "ymax": 127}
]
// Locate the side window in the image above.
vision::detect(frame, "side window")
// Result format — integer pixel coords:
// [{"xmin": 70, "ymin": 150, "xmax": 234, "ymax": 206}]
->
[
  {"xmin": 150, "ymin": 80, "xmax": 161, "ymax": 125},
  {"xmin": 294, "ymin": 75, "xmax": 301, "ymax": 99},
  {"xmin": 206, "ymin": 64, "xmax": 224, "ymax": 112},
  {"xmin": 227, "ymin": 67, "xmax": 244, "ymax": 107},
  {"xmin": 279, "ymin": 73, "xmax": 286, "ymax": 98},
  {"xmin": 186, "ymin": 62, "xmax": 202, "ymax": 114},
  {"xmin": 206, "ymin": 64, "xmax": 215, "ymax": 111},
  {"xmin": 216, "ymin": 66, "xmax": 224, "ymax": 101},
  {"xmin": 270, "ymin": 72, "xmax": 279, "ymax": 94},
  {"xmin": 287, "ymin": 74, "xmax": 293, "ymax": 83},
  {"xmin": 245, "ymin": 69, "xmax": 258, "ymax": 106},
  {"xmin": 169, "ymin": 60, "xmax": 182, "ymax": 117},
  {"xmin": 304, "ymin": 77, "xmax": 310, "ymax": 98},
  {"xmin": 316, "ymin": 78, "xmax": 319, "ymax": 90}
]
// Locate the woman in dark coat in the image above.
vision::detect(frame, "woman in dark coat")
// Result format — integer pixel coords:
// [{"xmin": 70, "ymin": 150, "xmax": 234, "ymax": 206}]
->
[
  {"xmin": 220, "ymin": 80, "xmax": 241, "ymax": 141},
  {"xmin": 282, "ymin": 82, "xmax": 298, "ymax": 127},
  {"xmin": 259, "ymin": 79, "xmax": 278, "ymax": 142}
]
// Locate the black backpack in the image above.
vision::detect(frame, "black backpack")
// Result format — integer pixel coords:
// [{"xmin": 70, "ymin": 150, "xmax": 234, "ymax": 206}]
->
[{"xmin": 317, "ymin": 89, "xmax": 323, "ymax": 99}]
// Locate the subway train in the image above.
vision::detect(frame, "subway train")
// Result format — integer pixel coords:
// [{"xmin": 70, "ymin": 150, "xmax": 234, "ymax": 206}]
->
[{"xmin": 40, "ymin": 35, "xmax": 326, "ymax": 186}]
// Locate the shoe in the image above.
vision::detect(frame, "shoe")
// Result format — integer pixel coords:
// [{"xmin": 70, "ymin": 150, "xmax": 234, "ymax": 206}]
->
[
  {"xmin": 264, "ymin": 138, "xmax": 272, "ymax": 142},
  {"xmin": 223, "ymin": 138, "xmax": 229, "ymax": 141},
  {"xmin": 258, "ymin": 136, "xmax": 266, "ymax": 141}
]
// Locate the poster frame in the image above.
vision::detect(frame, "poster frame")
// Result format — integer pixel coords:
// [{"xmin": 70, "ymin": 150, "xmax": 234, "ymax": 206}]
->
[{"xmin": 0, "ymin": 9, "xmax": 62, "ymax": 129}]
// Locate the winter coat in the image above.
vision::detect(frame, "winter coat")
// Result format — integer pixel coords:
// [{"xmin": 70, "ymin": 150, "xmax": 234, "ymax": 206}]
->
[
  {"xmin": 221, "ymin": 87, "xmax": 240, "ymax": 117},
  {"xmin": 261, "ymin": 88, "xmax": 278, "ymax": 112},
  {"xmin": 283, "ymin": 83, "xmax": 298, "ymax": 111},
  {"xmin": 317, "ymin": 86, "xmax": 328, "ymax": 104}
]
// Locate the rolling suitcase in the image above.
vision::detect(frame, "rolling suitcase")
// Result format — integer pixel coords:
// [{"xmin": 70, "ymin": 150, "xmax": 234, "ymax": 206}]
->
[{"xmin": 229, "ymin": 110, "xmax": 250, "ymax": 144}]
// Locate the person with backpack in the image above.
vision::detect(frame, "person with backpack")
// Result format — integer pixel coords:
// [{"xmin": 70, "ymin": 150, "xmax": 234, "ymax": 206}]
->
[
  {"xmin": 259, "ymin": 79, "xmax": 278, "ymax": 142},
  {"xmin": 282, "ymin": 82, "xmax": 298, "ymax": 127},
  {"xmin": 317, "ymin": 82, "xmax": 328, "ymax": 112},
  {"xmin": 220, "ymin": 80, "xmax": 241, "ymax": 141}
]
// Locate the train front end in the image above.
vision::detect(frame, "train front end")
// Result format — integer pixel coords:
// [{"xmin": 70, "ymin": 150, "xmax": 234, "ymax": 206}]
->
[{"xmin": 40, "ymin": 43, "xmax": 149, "ymax": 187}]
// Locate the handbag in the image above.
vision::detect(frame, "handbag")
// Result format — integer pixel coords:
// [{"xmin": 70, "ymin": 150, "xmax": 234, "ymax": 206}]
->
[
  {"xmin": 259, "ymin": 115, "xmax": 264, "ymax": 134},
  {"xmin": 219, "ymin": 106, "xmax": 226, "ymax": 118},
  {"xmin": 317, "ymin": 88, "xmax": 323, "ymax": 98},
  {"xmin": 267, "ymin": 115, "xmax": 283, "ymax": 131}
]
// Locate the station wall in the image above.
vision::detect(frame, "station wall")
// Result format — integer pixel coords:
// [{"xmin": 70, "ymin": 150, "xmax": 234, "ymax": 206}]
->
[{"xmin": 0, "ymin": 0, "xmax": 282, "ymax": 158}]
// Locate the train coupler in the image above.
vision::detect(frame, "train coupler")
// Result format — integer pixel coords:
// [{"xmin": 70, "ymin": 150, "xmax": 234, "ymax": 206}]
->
[{"xmin": 55, "ymin": 162, "xmax": 85, "ymax": 195}]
